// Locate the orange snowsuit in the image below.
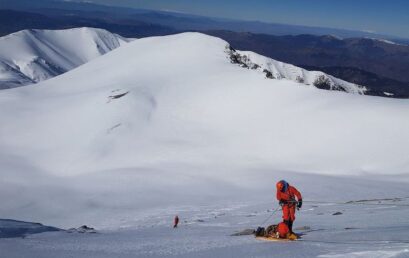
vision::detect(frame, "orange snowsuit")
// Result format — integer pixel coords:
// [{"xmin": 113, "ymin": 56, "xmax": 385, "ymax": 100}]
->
[{"xmin": 276, "ymin": 185, "xmax": 302, "ymax": 222}]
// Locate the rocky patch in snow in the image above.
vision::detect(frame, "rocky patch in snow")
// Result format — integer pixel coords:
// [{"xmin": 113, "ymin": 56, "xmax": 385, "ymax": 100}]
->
[
  {"xmin": 67, "ymin": 225, "xmax": 97, "ymax": 234},
  {"xmin": 226, "ymin": 45, "xmax": 367, "ymax": 95}
]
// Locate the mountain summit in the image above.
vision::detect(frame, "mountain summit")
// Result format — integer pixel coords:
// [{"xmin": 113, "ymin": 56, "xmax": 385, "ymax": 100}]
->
[
  {"xmin": 0, "ymin": 28, "xmax": 365, "ymax": 95},
  {"xmin": 0, "ymin": 27, "xmax": 130, "ymax": 89}
]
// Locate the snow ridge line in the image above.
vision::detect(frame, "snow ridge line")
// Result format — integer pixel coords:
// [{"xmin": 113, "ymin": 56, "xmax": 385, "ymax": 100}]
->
[{"xmin": 225, "ymin": 45, "xmax": 367, "ymax": 95}]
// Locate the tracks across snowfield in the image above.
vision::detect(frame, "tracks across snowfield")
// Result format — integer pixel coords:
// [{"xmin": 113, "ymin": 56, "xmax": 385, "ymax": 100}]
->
[{"xmin": 1, "ymin": 172, "xmax": 409, "ymax": 258}]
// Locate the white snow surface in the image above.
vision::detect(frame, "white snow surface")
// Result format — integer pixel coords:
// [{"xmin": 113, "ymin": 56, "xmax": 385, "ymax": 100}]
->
[
  {"xmin": 1, "ymin": 32, "xmax": 407, "ymax": 177},
  {"xmin": 1, "ymin": 32, "xmax": 409, "ymax": 257},
  {"xmin": 0, "ymin": 27, "xmax": 131, "ymax": 89}
]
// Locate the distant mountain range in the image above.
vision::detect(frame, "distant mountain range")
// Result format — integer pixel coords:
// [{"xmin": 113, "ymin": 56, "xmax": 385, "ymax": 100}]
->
[
  {"xmin": 2, "ymin": 0, "xmax": 408, "ymax": 41},
  {"xmin": 0, "ymin": 9, "xmax": 176, "ymax": 38},
  {"xmin": 300, "ymin": 66, "xmax": 409, "ymax": 98},
  {"xmin": 206, "ymin": 31, "xmax": 409, "ymax": 98}
]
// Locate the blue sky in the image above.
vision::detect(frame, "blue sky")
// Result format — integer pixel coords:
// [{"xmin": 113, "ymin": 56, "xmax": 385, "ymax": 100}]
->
[{"xmin": 70, "ymin": 0, "xmax": 409, "ymax": 38}]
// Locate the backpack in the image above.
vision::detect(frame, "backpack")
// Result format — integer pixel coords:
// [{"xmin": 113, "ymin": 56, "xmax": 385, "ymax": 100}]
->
[{"xmin": 255, "ymin": 227, "xmax": 265, "ymax": 237}]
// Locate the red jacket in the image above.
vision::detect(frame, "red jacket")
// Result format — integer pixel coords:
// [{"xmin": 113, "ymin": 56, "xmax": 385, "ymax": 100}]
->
[{"xmin": 276, "ymin": 185, "xmax": 302, "ymax": 203}]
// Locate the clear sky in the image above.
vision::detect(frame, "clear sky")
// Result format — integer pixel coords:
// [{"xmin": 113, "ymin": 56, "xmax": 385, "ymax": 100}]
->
[{"xmin": 68, "ymin": 0, "xmax": 409, "ymax": 38}]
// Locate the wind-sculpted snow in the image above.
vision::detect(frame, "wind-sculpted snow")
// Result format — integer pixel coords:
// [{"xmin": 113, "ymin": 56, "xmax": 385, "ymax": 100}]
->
[{"xmin": 0, "ymin": 27, "xmax": 131, "ymax": 89}]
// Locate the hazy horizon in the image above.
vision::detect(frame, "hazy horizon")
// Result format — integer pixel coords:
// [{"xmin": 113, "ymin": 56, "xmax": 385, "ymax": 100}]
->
[{"xmin": 51, "ymin": 0, "xmax": 409, "ymax": 39}]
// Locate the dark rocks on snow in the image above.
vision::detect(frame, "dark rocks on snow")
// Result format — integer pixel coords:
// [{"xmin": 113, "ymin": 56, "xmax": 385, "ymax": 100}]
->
[
  {"xmin": 263, "ymin": 69, "xmax": 274, "ymax": 79},
  {"xmin": 313, "ymin": 75, "xmax": 332, "ymax": 90},
  {"xmin": 251, "ymin": 63, "xmax": 260, "ymax": 70},
  {"xmin": 229, "ymin": 52, "xmax": 241, "ymax": 65},
  {"xmin": 225, "ymin": 44, "xmax": 362, "ymax": 94},
  {"xmin": 313, "ymin": 75, "xmax": 346, "ymax": 92},
  {"xmin": 109, "ymin": 91, "xmax": 129, "ymax": 100},
  {"xmin": 68, "ymin": 225, "xmax": 97, "ymax": 233},
  {"xmin": 227, "ymin": 46, "xmax": 263, "ymax": 71}
]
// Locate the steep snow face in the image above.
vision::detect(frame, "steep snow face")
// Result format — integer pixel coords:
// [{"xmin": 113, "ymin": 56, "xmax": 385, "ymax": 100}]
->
[
  {"xmin": 0, "ymin": 27, "xmax": 131, "ymax": 89},
  {"xmin": 231, "ymin": 49, "xmax": 367, "ymax": 94}
]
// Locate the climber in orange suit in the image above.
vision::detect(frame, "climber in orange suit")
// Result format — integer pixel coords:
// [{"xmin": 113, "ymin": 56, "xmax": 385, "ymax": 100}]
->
[{"xmin": 276, "ymin": 180, "xmax": 302, "ymax": 233}]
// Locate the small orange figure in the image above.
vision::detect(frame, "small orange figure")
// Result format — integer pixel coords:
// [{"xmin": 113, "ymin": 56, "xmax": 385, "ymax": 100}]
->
[{"xmin": 173, "ymin": 215, "xmax": 179, "ymax": 228}]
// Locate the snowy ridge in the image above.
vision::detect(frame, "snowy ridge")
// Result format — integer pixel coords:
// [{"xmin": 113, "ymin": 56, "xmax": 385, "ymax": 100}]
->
[
  {"xmin": 229, "ymin": 48, "xmax": 367, "ymax": 94},
  {"xmin": 0, "ymin": 27, "xmax": 368, "ymax": 95},
  {"xmin": 0, "ymin": 27, "xmax": 131, "ymax": 89},
  {"xmin": 365, "ymin": 37, "xmax": 401, "ymax": 46}
]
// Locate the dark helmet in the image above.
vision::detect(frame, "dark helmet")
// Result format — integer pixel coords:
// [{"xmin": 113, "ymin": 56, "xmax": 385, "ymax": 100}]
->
[{"xmin": 276, "ymin": 180, "xmax": 289, "ymax": 192}]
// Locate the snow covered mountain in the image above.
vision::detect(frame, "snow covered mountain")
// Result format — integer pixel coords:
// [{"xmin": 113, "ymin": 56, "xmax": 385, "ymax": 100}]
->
[
  {"xmin": 0, "ymin": 31, "xmax": 407, "ymax": 181},
  {"xmin": 0, "ymin": 27, "xmax": 131, "ymax": 89},
  {"xmin": 0, "ymin": 28, "xmax": 366, "ymax": 94},
  {"xmin": 1, "ymin": 32, "xmax": 409, "ymax": 258}
]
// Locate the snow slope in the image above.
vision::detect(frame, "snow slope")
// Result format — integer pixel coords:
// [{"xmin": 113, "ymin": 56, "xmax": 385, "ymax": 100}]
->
[
  {"xmin": 0, "ymin": 32, "xmax": 406, "ymax": 178},
  {"xmin": 0, "ymin": 27, "xmax": 131, "ymax": 89},
  {"xmin": 1, "ymin": 175, "xmax": 409, "ymax": 258},
  {"xmin": 0, "ymin": 32, "xmax": 409, "ymax": 257}
]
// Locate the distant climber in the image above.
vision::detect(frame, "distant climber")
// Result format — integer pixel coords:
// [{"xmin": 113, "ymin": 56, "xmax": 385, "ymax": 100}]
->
[
  {"xmin": 276, "ymin": 180, "xmax": 302, "ymax": 233},
  {"xmin": 173, "ymin": 215, "xmax": 179, "ymax": 228}
]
